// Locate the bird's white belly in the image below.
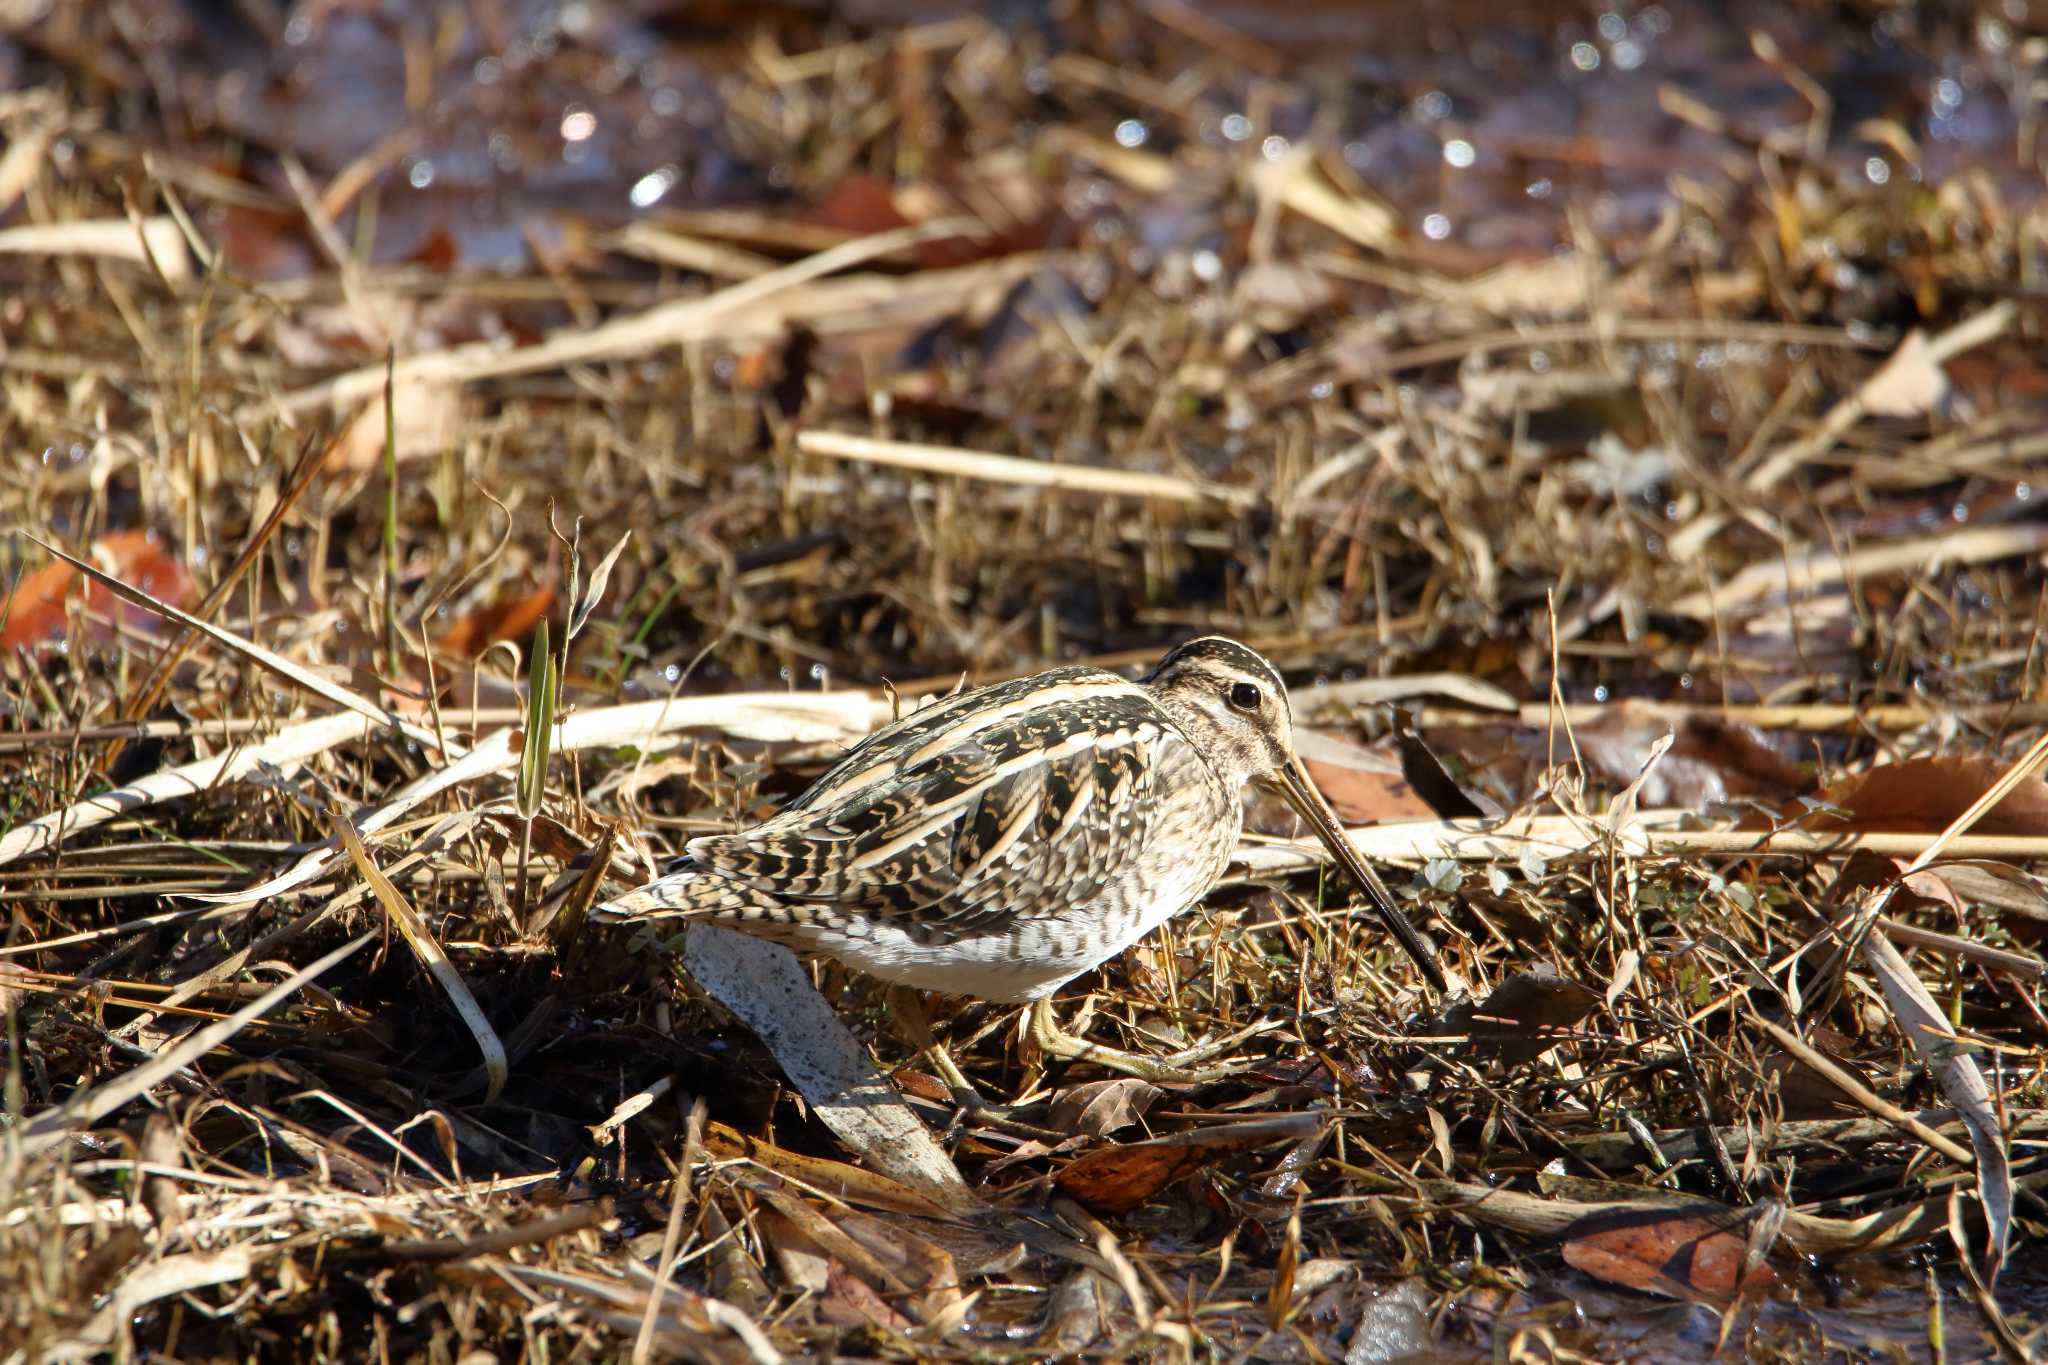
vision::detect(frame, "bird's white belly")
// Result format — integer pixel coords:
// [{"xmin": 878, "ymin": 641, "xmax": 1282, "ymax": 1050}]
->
[{"xmin": 810, "ymin": 846, "xmax": 1225, "ymax": 1002}]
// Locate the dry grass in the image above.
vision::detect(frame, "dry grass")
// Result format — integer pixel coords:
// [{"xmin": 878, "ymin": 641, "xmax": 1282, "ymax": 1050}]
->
[{"xmin": 3, "ymin": 4, "xmax": 2046, "ymax": 1360}]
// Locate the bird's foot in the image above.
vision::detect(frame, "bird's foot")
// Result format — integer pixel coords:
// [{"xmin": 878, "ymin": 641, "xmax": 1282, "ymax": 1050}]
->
[
  {"xmin": 1025, "ymin": 998, "xmax": 1274, "ymax": 1084},
  {"xmin": 1152, "ymin": 1014, "xmax": 1285, "ymax": 1069}
]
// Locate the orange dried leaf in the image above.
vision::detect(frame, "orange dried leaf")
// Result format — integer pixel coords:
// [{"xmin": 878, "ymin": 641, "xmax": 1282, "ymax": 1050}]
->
[
  {"xmin": 730, "ymin": 347, "xmax": 775, "ymax": 390},
  {"xmin": 0, "ymin": 556, "xmax": 76, "ymax": 650},
  {"xmin": 437, "ymin": 586, "xmax": 555, "ymax": 657},
  {"xmin": 817, "ymin": 175, "xmax": 912, "ymax": 236},
  {"xmin": 1055, "ymin": 1115, "xmax": 1320, "ymax": 1214},
  {"xmin": 1053, "ymin": 1138, "xmax": 1210, "ymax": 1214},
  {"xmin": 1561, "ymin": 1211, "xmax": 1775, "ymax": 1304},
  {"xmin": 2, "ymin": 530, "xmax": 196, "ymax": 652},
  {"xmin": 1296, "ymin": 728, "xmax": 1435, "ymax": 823}
]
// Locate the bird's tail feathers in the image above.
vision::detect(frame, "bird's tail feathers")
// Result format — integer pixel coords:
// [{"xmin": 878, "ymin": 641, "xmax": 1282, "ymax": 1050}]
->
[{"xmin": 591, "ymin": 870, "xmax": 768, "ymax": 923}]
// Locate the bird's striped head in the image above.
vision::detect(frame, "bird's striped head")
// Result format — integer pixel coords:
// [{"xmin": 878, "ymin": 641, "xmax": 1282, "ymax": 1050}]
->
[
  {"xmin": 1148, "ymin": 635, "xmax": 1450, "ymax": 992},
  {"xmin": 1144, "ymin": 636, "xmax": 1294, "ymax": 786}
]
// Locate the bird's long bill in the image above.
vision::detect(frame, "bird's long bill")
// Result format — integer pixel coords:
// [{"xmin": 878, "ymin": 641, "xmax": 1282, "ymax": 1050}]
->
[{"xmin": 1277, "ymin": 753, "xmax": 1448, "ymax": 992}]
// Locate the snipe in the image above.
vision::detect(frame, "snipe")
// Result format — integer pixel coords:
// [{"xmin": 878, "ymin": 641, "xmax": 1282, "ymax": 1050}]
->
[{"xmin": 596, "ymin": 637, "xmax": 1444, "ymax": 1084}]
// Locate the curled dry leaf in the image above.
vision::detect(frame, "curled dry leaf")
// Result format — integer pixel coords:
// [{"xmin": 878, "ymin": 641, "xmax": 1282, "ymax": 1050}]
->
[
  {"xmin": 1390, "ymin": 708, "xmax": 1491, "ymax": 820},
  {"xmin": 479, "ymin": 808, "xmax": 586, "ymax": 864},
  {"xmin": 569, "ymin": 529, "xmax": 632, "ymax": 643},
  {"xmin": 819, "ymin": 1262, "xmax": 916, "ymax": 1333},
  {"xmin": 1267, "ymin": 1197, "xmax": 1303, "ymax": 1328},
  {"xmin": 1863, "ymin": 931, "xmax": 2011, "ymax": 1281},
  {"xmin": 1908, "ymin": 862, "xmax": 2048, "ymax": 921},
  {"xmin": 1823, "ymin": 848, "xmax": 1950, "ymax": 918},
  {"xmin": 1046, "ymin": 1078, "xmax": 1164, "ymax": 1138}
]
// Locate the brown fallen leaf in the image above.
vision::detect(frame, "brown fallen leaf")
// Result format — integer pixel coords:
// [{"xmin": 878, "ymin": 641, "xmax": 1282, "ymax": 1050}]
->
[
  {"xmin": 818, "ymin": 1260, "xmax": 916, "ymax": 1333},
  {"xmin": 755, "ymin": 1206, "xmax": 832, "ymax": 1294},
  {"xmin": 1047, "ymin": 1078, "xmax": 1164, "ymax": 1138},
  {"xmin": 1055, "ymin": 1114, "xmax": 1322, "ymax": 1214},
  {"xmin": 888, "ymin": 1068, "xmax": 954, "ymax": 1105},
  {"xmin": 2, "ymin": 530, "xmax": 198, "ymax": 653},
  {"xmin": 1436, "ymin": 966, "xmax": 1600, "ymax": 1067},
  {"xmin": 1561, "ymin": 1209, "xmax": 1776, "ymax": 1304},
  {"xmin": 1823, "ymin": 848, "xmax": 1973, "ymax": 922},
  {"xmin": 1294, "ymin": 727, "xmax": 1436, "ymax": 823},
  {"xmin": 1759, "ymin": 1032, "xmax": 1873, "ymax": 1121},
  {"xmin": 816, "ymin": 173, "xmax": 913, "ymax": 237},
  {"xmin": 833, "ymin": 1208, "xmax": 965, "ymax": 1325},
  {"xmin": 479, "ymin": 809, "xmax": 587, "ymax": 864},
  {"xmin": 1807, "ymin": 756, "xmax": 2048, "ymax": 837},
  {"xmin": 323, "ymin": 381, "xmax": 466, "ymax": 477},
  {"xmin": 437, "ymin": 585, "xmax": 555, "ymax": 658},
  {"xmin": 1579, "ymin": 703, "xmax": 1809, "ymax": 808},
  {"xmin": 1907, "ymin": 862, "xmax": 2048, "ymax": 922}
]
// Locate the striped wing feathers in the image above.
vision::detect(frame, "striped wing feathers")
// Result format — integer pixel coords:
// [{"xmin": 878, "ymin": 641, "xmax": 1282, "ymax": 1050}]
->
[
  {"xmin": 683, "ymin": 674, "xmax": 1186, "ymax": 933},
  {"xmin": 790, "ymin": 666, "xmax": 1138, "ymax": 810}
]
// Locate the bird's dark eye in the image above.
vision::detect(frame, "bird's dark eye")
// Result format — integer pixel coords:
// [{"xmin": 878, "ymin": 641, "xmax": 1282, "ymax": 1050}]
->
[{"xmin": 1227, "ymin": 681, "xmax": 1262, "ymax": 712}]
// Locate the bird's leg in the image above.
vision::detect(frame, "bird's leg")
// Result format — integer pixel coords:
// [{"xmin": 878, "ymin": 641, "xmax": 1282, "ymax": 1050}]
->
[
  {"xmin": 1025, "ymin": 997, "xmax": 1272, "ymax": 1084},
  {"xmin": 884, "ymin": 984, "xmax": 985, "ymax": 1107}
]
